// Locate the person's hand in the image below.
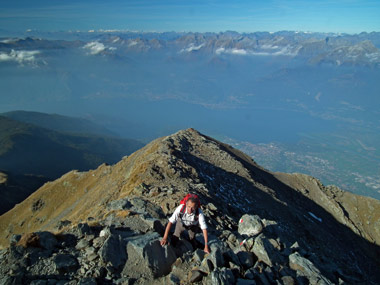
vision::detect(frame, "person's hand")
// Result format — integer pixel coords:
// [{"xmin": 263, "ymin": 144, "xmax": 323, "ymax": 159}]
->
[
  {"xmin": 204, "ymin": 245, "xmax": 210, "ymax": 253},
  {"xmin": 160, "ymin": 238, "xmax": 168, "ymax": 246}
]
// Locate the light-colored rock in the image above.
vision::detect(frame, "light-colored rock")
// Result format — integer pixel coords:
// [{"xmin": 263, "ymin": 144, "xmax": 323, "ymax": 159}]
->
[
  {"xmin": 238, "ymin": 214, "xmax": 264, "ymax": 236},
  {"xmin": 123, "ymin": 232, "xmax": 177, "ymax": 278},
  {"xmin": 289, "ymin": 252, "xmax": 332, "ymax": 285},
  {"xmin": 99, "ymin": 234, "xmax": 127, "ymax": 269}
]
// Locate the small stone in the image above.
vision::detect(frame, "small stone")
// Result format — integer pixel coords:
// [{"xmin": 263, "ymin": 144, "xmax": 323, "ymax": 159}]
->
[
  {"xmin": 54, "ymin": 254, "xmax": 79, "ymax": 273},
  {"xmin": 85, "ymin": 246, "xmax": 96, "ymax": 255},
  {"xmin": 189, "ymin": 269, "xmax": 205, "ymax": 283},
  {"xmin": 78, "ymin": 278, "xmax": 97, "ymax": 285},
  {"xmin": 76, "ymin": 239, "xmax": 89, "ymax": 250},
  {"xmin": 93, "ymin": 236, "xmax": 106, "ymax": 248},
  {"xmin": 166, "ymin": 273, "xmax": 181, "ymax": 285},
  {"xmin": 87, "ymin": 253, "xmax": 98, "ymax": 262},
  {"xmin": 244, "ymin": 268, "xmax": 257, "ymax": 280},
  {"xmin": 193, "ymin": 248, "xmax": 206, "ymax": 263},
  {"xmin": 281, "ymin": 276, "xmax": 296, "ymax": 285},
  {"xmin": 85, "ymin": 235, "xmax": 95, "ymax": 242},
  {"xmin": 227, "ymin": 233, "xmax": 237, "ymax": 243},
  {"xmin": 237, "ymin": 251, "xmax": 256, "ymax": 269}
]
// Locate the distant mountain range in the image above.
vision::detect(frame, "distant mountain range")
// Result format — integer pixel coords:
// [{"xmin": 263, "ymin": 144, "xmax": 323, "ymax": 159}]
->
[
  {"xmin": 0, "ymin": 30, "xmax": 379, "ymax": 204},
  {"xmin": 0, "ymin": 111, "xmax": 144, "ymax": 214},
  {"xmin": 1, "ymin": 31, "xmax": 380, "ymax": 67},
  {"xmin": 3, "ymin": 111, "xmax": 117, "ymax": 136}
]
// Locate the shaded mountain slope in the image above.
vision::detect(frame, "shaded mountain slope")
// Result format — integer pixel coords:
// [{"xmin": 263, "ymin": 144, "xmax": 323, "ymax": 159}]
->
[
  {"xmin": 0, "ymin": 128, "xmax": 379, "ymax": 283},
  {"xmin": 274, "ymin": 172, "xmax": 380, "ymax": 247},
  {"xmin": 0, "ymin": 115, "xmax": 143, "ymax": 177},
  {"xmin": 0, "ymin": 171, "xmax": 48, "ymax": 214},
  {"xmin": 0, "ymin": 115, "xmax": 144, "ymax": 214},
  {"xmin": 2, "ymin": 110, "xmax": 116, "ymax": 137}
]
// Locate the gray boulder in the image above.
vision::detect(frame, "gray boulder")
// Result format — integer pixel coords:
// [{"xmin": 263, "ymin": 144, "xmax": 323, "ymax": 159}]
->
[
  {"xmin": 99, "ymin": 234, "xmax": 127, "ymax": 269},
  {"xmin": 36, "ymin": 232, "xmax": 58, "ymax": 251},
  {"xmin": 122, "ymin": 232, "xmax": 177, "ymax": 278},
  {"xmin": 244, "ymin": 268, "xmax": 256, "ymax": 279},
  {"xmin": 200, "ymin": 257, "xmax": 215, "ymax": 274},
  {"xmin": 251, "ymin": 234, "xmax": 282, "ymax": 267},
  {"xmin": 289, "ymin": 252, "xmax": 332, "ymax": 285},
  {"xmin": 54, "ymin": 254, "xmax": 79, "ymax": 274},
  {"xmin": 205, "ymin": 267, "xmax": 235, "ymax": 285},
  {"xmin": 238, "ymin": 214, "xmax": 264, "ymax": 236},
  {"xmin": 204, "ymin": 247, "xmax": 225, "ymax": 269},
  {"xmin": 75, "ymin": 239, "xmax": 89, "ymax": 250},
  {"xmin": 138, "ymin": 216, "xmax": 165, "ymax": 235},
  {"xmin": 78, "ymin": 278, "xmax": 97, "ymax": 285},
  {"xmin": 164, "ymin": 273, "xmax": 181, "ymax": 284},
  {"xmin": 236, "ymin": 279, "xmax": 257, "ymax": 285},
  {"xmin": 77, "ymin": 223, "xmax": 92, "ymax": 236},
  {"xmin": 172, "ymin": 238, "xmax": 193, "ymax": 257},
  {"xmin": 193, "ymin": 248, "xmax": 206, "ymax": 263},
  {"xmin": 237, "ymin": 251, "xmax": 256, "ymax": 269},
  {"xmin": 107, "ymin": 198, "xmax": 132, "ymax": 211},
  {"xmin": 281, "ymin": 276, "xmax": 296, "ymax": 285},
  {"xmin": 189, "ymin": 269, "xmax": 205, "ymax": 283},
  {"xmin": 129, "ymin": 197, "xmax": 165, "ymax": 219}
]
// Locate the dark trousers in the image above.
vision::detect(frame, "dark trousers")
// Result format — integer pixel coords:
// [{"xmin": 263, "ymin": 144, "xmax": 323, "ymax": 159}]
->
[{"xmin": 172, "ymin": 220, "xmax": 200, "ymax": 248}]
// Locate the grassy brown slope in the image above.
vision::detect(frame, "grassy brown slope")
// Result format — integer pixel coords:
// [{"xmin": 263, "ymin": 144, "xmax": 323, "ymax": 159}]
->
[{"xmin": 0, "ymin": 132, "xmax": 175, "ymax": 248}]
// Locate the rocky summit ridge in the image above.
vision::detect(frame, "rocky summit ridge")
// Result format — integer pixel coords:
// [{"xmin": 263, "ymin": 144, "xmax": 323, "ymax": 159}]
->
[{"xmin": 0, "ymin": 128, "xmax": 379, "ymax": 284}]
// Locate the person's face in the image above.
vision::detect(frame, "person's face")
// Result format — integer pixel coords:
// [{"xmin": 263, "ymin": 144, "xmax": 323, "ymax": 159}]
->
[{"xmin": 186, "ymin": 201, "xmax": 197, "ymax": 214}]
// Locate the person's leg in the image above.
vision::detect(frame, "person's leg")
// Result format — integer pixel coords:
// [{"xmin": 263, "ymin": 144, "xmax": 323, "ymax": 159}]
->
[
  {"xmin": 188, "ymin": 226, "xmax": 200, "ymax": 249},
  {"xmin": 171, "ymin": 220, "xmax": 185, "ymax": 246}
]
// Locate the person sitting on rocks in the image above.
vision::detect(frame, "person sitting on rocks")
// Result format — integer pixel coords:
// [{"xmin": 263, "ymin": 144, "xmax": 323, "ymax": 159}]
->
[{"xmin": 160, "ymin": 195, "xmax": 210, "ymax": 253}]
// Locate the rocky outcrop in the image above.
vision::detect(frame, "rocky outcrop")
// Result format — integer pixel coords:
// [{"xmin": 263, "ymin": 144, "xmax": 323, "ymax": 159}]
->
[
  {"xmin": 0, "ymin": 212, "xmax": 343, "ymax": 284},
  {"xmin": 0, "ymin": 128, "xmax": 379, "ymax": 284}
]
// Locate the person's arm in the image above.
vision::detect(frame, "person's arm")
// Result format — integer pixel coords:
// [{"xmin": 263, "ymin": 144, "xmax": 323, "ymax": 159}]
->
[
  {"xmin": 160, "ymin": 222, "xmax": 173, "ymax": 246},
  {"xmin": 202, "ymin": 228, "xmax": 210, "ymax": 253},
  {"xmin": 198, "ymin": 210, "xmax": 210, "ymax": 253}
]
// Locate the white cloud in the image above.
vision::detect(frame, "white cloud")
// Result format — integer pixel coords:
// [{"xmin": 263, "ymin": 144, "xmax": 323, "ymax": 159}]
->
[
  {"xmin": 180, "ymin": 43, "xmax": 205, "ymax": 53},
  {"xmin": 366, "ymin": 52, "xmax": 380, "ymax": 62},
  {"xmin": 215, "ymin": 47, "xmax": 247, "ymax": 56},
  {"xmin": 0, "ymin": 38, "xmax": 17, "ymax": 44},
  {"xmin": 128, "ymin": 40, "xmax": 139, "ymax": 47},
  {"xmin": 83, "ymin": 41, "xmax": 107, "ymax": 55},
  {"xmin": 261, "ymin": 44, "xmax": 279, "ymax": 50},
  {"xmin": 215, "ymin": 45, "xmax": 300, "ymax": 57},
  {"xmin": 0, "ymin": 49, "xmax": 40, "ymax": 64},
  {"xmin": 215, "ymin": 47, "xmax": 225, "ymax": 55},
  {"xmin": 231, "ymin": 49, "xmax": 247, "ymax": 55}
]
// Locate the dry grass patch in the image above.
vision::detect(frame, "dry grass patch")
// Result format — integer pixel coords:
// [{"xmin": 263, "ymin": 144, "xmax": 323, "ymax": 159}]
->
[
  {"xmin": 16, "ymin": 232, "xmax": 41, "ymax": 248},
  {"xmin": 115, "ymin": 210, "xmax": 132, "ymax": 219}
]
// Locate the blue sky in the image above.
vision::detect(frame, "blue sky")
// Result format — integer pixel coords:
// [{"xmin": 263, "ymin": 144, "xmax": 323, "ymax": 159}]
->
[{"xmin": 1, "ymin": 0, "xmax": 379, "ymax": 34}]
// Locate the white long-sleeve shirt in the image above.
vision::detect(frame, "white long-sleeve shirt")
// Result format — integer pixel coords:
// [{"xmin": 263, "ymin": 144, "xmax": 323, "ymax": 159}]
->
[{"xmin": 169, "ymin": 205, "xmax": 208, "ymax": 230}]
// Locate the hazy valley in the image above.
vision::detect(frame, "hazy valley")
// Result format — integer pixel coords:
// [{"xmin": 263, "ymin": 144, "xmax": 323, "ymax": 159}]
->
[{"xmin": 1, "ymin": 30, "xmax": 379, "ymax": 200}]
